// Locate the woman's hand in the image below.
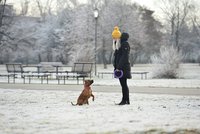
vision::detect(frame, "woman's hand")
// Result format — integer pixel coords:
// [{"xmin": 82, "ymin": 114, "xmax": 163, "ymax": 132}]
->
[{"xmin": 115, "ymin": 69, "xmax": 120, "ymax": 71}]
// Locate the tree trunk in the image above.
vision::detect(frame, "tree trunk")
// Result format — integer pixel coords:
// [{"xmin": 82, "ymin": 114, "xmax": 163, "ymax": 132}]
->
[{"xmin": 102, "ymin": 37, "xmax": 107, "ymax": 69}]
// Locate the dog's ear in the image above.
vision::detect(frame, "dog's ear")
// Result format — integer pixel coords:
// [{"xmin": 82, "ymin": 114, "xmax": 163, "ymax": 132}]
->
[
  {"xmin": 88, "ymin": 80, "xmax": 93, "ymax": 86},
  {"xmin": 84, "ymin": 80, "xmax": 89, "ymax": 86}
]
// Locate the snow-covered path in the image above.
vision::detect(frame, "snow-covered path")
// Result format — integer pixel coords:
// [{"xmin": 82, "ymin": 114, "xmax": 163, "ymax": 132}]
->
[{"xmin": 0, "ymin": 88, "xmax": 200, "ymax": 134}]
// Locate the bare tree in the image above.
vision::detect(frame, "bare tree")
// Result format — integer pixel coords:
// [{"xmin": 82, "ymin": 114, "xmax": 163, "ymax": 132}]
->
[
  {"xmin": 0, "ymin": 1, "xmax": 14, "ymax": 40},
  {"xmin": 160, "ymin": 0, "xmax": 194, "ymax": 51},
  {"xmin": 36, "ymin": 0, "xmax": 55, "ymax": 21},
  {"xmin": 0, "ymin": 0, "xmax": 6, "ymax": 27},
  {"xmin": 20, "ymin": 0, "xmax": 29, "ymax": 16},
  {"xmin": 0, "ymin": 0, "xmax": 15, "ymax": 63}
]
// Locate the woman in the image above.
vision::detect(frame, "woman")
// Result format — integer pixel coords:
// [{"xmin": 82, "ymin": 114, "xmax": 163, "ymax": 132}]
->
[{"xmin": 113, "ymin": 32, "xmax": 132, "ymax": 105}]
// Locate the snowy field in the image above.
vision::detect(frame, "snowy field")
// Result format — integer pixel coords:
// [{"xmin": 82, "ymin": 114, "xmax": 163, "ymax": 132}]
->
[
  {"xmin": 0, "ymin": 89, "xmax": 200, "ymax": 134},
  {"xmin": 0, "ymin": 64, "xmax": 200, "ymax": 134}
]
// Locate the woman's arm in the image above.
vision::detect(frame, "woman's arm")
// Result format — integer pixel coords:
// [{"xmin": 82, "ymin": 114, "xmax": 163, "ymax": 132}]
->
[{"xmin": 117, "ymin": 43, "xmax": 130, "ymax": 69}]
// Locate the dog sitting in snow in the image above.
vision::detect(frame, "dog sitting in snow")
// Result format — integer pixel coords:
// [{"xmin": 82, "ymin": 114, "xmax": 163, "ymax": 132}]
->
[{"xmin": 71, "ymin": 80, "xmax": 94, "ymax": 106}]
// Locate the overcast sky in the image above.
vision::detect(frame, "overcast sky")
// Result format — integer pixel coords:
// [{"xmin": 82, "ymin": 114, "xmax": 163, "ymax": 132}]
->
[
  {"xmin": 6, "ymin": 0, "xmax": 200, "ymax": 20},
  {"xmin": 6, "ymin": 0, "xmax": 161, "ymax": 17},
  {"xmin": 6, "ymin": 0, "xmax": 160, "ymax": 12}
]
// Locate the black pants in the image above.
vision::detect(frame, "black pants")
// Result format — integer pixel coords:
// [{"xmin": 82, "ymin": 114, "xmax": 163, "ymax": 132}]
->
[{"xmin": 119, "ymin": 78, "xmax": 129, "ymax": 102}]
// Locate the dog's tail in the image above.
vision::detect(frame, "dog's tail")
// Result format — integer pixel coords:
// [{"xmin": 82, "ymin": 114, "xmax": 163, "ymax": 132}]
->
[{"xmin": 71, "ymin": 102, "xmax": 77, "ymax": 106}]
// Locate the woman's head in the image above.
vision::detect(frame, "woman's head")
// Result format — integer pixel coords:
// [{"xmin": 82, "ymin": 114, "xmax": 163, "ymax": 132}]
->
[{"xmin": 120, "ymin": 32, "xmax": 129, "ymax": 42}]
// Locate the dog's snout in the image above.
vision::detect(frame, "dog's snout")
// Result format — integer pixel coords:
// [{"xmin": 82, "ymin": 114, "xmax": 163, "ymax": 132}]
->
[{"xmin": 91, "ymin": 80, "xmax": 94, "ymax": 83}]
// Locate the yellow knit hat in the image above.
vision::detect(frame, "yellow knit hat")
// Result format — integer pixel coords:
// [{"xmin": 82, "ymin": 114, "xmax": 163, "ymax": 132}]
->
[{"xmin": 112, "ymin": 26, "xmax": 121, "ymax": 39}]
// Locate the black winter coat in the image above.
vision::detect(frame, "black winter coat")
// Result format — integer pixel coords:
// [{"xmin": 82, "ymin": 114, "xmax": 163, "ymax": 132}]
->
[{"xmin": 113, "ymin": 33, "xmax": 131, "ymax": 79}]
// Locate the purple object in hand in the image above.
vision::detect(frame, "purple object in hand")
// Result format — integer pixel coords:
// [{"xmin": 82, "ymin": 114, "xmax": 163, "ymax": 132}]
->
[{"xmin": 114, "ymin": 70, "xmax": 123, "ymax": 78}]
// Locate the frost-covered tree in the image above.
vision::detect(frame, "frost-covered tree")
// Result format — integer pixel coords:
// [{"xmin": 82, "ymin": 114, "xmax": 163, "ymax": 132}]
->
[
  {"xmin": 157, "ymin": 0, "xmax": 200, "ymax": 63},
  {"xmin": 0, "ymin": 0, "xmax": 176, "ymax": 65},
  {"xmin": 2, "ymin": 16, "xmax": 42, "ymax": 63},
  {"xmin": 151, "ymin": 45, "xmax": 182, "ymax": 78},
  {"xmin": 67, "ymin": 5, "xmax": 95, "ymax": 64},
  {"xmin": 97, "ymin": 0, "xmax": 162, "ymax": 65},
  {"xmin": 139, "ymin": 8, "xmax": 163, "ymax": 62},
  {"xmin": 52, "ymin": 2, "xmax": 96, "ymax": 65},
  {"xmin": 0, "ymin": 3, "xmax": 15, "ymax": 63}
]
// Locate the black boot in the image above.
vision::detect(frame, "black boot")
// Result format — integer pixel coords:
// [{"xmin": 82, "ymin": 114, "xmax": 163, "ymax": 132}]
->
[
  {"xmin": 117, "ymin": 100, "xmax": 126, "ymax": 105},
  {"xmin": 117, "ymin": 101, "xmax": 130, "ymax": 105},
  {"xmin": 126, "ymin": 97, "xmax": 130, "ymax": 105},
  {"xmin": 126, "ymin": 100, "xmax": 130, "ymax": 105}
]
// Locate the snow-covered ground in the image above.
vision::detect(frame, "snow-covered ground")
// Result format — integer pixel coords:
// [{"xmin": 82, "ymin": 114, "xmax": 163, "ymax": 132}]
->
[
  {"xmin": 0, "ymin": 88, "xmax": 200, "ymax": 134},
  {"xmin": 0, "ymin": 64, "xmax": 200, "ymax": 88},
  {"xmin": 0, "ymin": 64, "xmax": 200, "ymax": 134}
]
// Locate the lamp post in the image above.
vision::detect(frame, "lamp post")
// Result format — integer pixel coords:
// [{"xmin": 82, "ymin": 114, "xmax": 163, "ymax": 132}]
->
[{"xmin": 94, "ymin": 8, "xmax": 98, "ymax": 76}]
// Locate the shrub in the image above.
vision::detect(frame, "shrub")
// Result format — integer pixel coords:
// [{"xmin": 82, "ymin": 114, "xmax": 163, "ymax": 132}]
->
[{"xmin": 151, "ymin": 45, "xmax": 182, "ymax": 79}]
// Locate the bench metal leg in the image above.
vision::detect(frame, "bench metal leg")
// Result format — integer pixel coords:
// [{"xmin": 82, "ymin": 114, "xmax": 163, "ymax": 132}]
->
[
  {"xmin": 64, "ymin": 76, "xmax": 66, "ymax": 85},
  {"xmin": 29, "ymin": 76, "xmax": 31, "ymax": 84},
  {"xmin": 47, "ymin": 76, "xmax": 49, "ymax": 84},
  {"xmin": 83, "ymin": 77, "xmax": 85, "ymax": 84},
  {"xmin": 8, "ymin": 75, "xmax": 16, "ymax": 84},
  {"xmin": 8, "ymin": 75, "xmax": 10, "ymax": 83},
  {"xmin": 77, "ymin": 77, "xmax": 79, "ymax": 85},
  {"xmin": 58, "ymin": 77, "xmax": 60, "ymax": 84},
  {"xmin": 13, "ymin": 75, "xmax": 15, "ymax": 84},
  {"xmin": 23, "ymin": 76, "xmax": 25, "ymax": 84},
  {"xmin": 41, "ymin": 76, "xmax": 43, "ymax": 84}
]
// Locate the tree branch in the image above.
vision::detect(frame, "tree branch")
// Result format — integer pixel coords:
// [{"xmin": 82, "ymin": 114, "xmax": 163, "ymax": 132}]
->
[{"xmin": 0, "ymin": 31, "xmax": 14, "ymax": 40}]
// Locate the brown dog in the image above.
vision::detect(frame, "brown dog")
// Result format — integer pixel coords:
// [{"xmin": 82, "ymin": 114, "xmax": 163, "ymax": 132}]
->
[{"xmin": 71, "ymin": 80, "xmax": 94, "ymax": 106}]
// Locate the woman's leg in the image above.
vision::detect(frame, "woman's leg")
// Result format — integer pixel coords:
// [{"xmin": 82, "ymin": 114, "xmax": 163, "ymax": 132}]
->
[
  {"xmin": 119, "ymin": 78, "xmax": 126, "ymax": 102},
  {"xmin": 122, "ymin": 78, "xmax": 129, "ymax": 104},
  {"xmin": 119, "ymin": 78, "xmax": 130, "ymax": 104}
]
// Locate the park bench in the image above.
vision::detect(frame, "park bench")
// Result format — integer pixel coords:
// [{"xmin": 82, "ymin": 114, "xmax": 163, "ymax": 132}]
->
[
  {"xmin": 6, "ymin": 63, "xmax": 29, "ymax": 75},
  {"xmin": 37, "ymin": 62, "xmax": 65, "ymax": 74},
  {"xmin": 5, "ymin": 63, "xmax": 31, "ymax": 79},
  {"xmin": 21, "ymin": 73, "xmax": 50, "ymax": 84},
  {"xmin": 98, "ymin": 72, "xmax": 114, "ymax": 78},
  {"xmin": 0, "ymin": 63, "xmax": 26, "ymax": 83},
  {"xmin": 0, "ymin": 73, "xmax": 17, "ymax": 83},
  {"xmin": 131, "ymin": 72, "xmax": 149, "ymax": 79},
  {"xmin": 98, "ymin": 71, "xmax": 149, "ymax": 79},
  {"xmin": 5, "ymin": 63, "xmax": 51, "ymax": 84},
  {"xmin": 56, "ymin": 62, "xmax": 93, "ymax": 84}
]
